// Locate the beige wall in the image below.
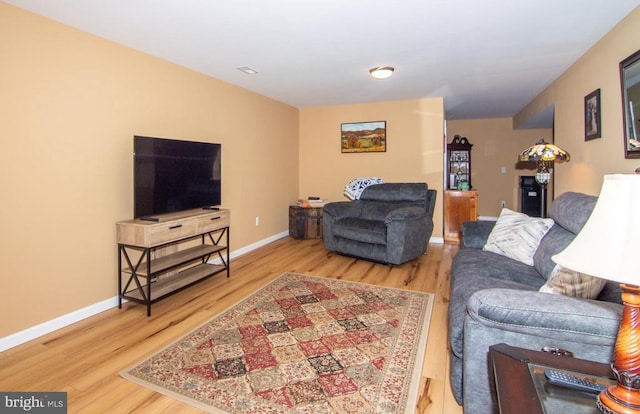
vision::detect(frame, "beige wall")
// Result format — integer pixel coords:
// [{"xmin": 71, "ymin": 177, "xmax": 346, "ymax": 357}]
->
[
  {"xmin": 515, "ymin": 6, "xmax": 640, "ymax": 196},
  {"xmin": 5, "ymin": 0, "xmax": 638, "ymax": 343},
  {"xmin": 299, "ymin": 98, "xmax": 445, "ymax": 237},
  {"xmin": 447, "ymin": 119, "xmax": 552, "ymax": 217},
  {"xmin": 0, "ymin": 3, "xmax": 299, "ymax": 338}
]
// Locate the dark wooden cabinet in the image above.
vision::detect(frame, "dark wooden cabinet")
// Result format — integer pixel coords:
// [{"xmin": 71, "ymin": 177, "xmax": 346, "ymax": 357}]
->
[{"xmin": 447, "ymin": 135, "xmax": 473, "ymax": 190}]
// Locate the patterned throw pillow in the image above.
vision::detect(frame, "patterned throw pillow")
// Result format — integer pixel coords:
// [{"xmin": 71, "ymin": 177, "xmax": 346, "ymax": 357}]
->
[
  {"xmin": 539, "ymin": 264, "xmax": 607, "ymax": 299},
  {"xmin": 344, "ymin": 177, "xmax": 384, "ymax": 200},
  {"xmin": 483, "ymin": 208, "xmax": 554, "ymax": 266}
]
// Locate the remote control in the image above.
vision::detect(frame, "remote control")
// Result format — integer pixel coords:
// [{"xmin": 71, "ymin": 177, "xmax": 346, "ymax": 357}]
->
[{"xmin": 544, "ymin": 369, "xmax": 608, "ymax": 394}]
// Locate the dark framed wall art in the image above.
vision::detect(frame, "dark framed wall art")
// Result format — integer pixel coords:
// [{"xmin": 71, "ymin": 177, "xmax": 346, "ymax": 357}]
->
[
  {"xmin": 341, "ymin": 121, "xmax": 386, "ymax": 153},
  {"xmin": 585, "ymin": 89, "xmax": 601, "ymax": 141}
]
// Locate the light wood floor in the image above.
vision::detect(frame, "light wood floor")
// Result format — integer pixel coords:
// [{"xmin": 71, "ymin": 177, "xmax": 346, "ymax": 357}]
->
[{"xmin": 0, "ymin": 237, "xmax": 462, "ymax": 414}]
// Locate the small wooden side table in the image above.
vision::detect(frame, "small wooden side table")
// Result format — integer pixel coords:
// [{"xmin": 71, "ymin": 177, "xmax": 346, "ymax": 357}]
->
[
  {"xmin": 444, "ymin": 190, "xmax": 478, "ymax": 242},
  {"xmin": 490, "ymin": 343, "xmax": 614, "ymax": 414},
  {"xmin": 288, "ymin": 205, "xmax": 323, "ymax": 239}
]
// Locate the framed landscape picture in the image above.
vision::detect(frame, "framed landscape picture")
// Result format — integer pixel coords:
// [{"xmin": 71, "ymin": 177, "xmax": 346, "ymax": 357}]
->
[
  {"xmin": 341, "ymin": 121, "xmax": 386, "ymax": 153},
  {"xmin": 585, "ymin": 89, "xmax": 601, "ymax": 141}
]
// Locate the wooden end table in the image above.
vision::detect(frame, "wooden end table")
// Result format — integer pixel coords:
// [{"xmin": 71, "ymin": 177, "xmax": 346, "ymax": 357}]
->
[{"xmin": 490, "ymin": 343, "xmax": 615, "ymax": 414}]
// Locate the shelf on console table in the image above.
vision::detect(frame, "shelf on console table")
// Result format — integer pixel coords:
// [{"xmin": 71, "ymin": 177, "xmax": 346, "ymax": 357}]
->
[{"xmin": 116, "ymin": 208, "xmax": 230, "ymax": 316}]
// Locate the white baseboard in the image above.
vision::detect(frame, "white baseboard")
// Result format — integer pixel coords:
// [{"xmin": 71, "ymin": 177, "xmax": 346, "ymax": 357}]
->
[
  {"xmin": 229, "ymin": 231, "xmax": 289, "ymax": 259},
  {"xmin": 0, "ymin": 231, "xmax": 290, "ymax": 353},
  {"xmin": 478, "ymin": 216, "xmax": 498, "ymax": 221},
  {"xmin": 430, "ymin": 236, "xmax": 444, "ymax": 244},
  {"xmin": 0, "ymin": 297, "xmax": 120, "ymax": 352}
]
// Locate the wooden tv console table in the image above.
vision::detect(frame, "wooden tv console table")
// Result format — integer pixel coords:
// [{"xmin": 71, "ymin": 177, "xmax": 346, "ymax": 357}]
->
[{"xmin": 116, "ymin": 208, "xmax": 230, "ymax": 316}]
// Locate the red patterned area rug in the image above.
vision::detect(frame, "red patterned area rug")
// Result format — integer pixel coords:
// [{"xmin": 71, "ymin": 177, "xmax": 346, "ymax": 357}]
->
[{"xmin": 121, "ymin": 272, "xmax": 434, "ymax": 413}]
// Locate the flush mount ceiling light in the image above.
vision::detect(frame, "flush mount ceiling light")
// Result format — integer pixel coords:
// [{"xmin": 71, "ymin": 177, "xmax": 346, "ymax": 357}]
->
[
  {"xmin": 235, "ymin": 65, "xmax": 258, "ymax": 75},
  {"xmin": 369, "ymin": 66, "xmax": 394, "ymax": 80}
]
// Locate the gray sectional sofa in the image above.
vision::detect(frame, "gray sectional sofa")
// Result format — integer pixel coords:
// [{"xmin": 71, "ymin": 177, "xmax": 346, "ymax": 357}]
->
[{"xmin": 448, "ymin": 192, "xmax": 623, "ymax": 413}]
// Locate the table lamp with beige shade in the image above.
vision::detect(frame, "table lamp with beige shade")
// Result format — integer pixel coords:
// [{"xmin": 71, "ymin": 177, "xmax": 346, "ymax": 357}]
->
[{"xmin": 553, "ymin": 174, "xmax": 640, "ymax": 413}]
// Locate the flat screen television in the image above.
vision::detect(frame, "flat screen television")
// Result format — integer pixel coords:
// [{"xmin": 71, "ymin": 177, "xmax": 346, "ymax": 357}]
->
[{"xmin": 134, "ymin": 136, "xmax": 221, "ymax": 219}]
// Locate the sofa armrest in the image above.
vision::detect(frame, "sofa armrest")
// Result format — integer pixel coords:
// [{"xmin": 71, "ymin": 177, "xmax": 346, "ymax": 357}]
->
[
  {"xmin": 461, "ymin": 288, "xmax": 621, "ymax": 414},
  {"xmin": 323, "ymin": 201, "xmax": 362, "ymax": 220},
  {"xmin": 468, "ymin": 288, "xmax": 621, "ymax": 346},
  {"xmin": 460, "ymin": 220, "xmax": 495, "ymax": 249},
  {"xmin": 384, "ymin": 206, "xmax": 427, "ymax": 223}
]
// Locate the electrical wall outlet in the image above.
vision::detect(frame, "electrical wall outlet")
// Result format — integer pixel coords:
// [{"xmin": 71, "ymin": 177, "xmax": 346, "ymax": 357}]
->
[
  {"xmin": 255, "ymin": 216, "xmax": 260, "ymax": 226},
  {"xmin": 501, "ymin": 200, "xmax": 506, "ymax": 208}
]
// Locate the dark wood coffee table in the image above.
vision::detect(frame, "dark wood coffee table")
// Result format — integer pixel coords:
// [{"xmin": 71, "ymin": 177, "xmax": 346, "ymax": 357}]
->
[{"xmin": 490, "ymin": 343, "xmax": 615, "ymax": 414}]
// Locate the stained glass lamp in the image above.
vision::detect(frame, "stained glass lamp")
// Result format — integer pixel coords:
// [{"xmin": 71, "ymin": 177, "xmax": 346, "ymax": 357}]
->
[{"xmin": 518, "ymin": 139, "xmax": 570, "ymax": 217}]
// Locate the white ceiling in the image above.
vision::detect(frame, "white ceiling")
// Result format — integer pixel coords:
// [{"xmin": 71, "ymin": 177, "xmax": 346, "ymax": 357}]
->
[{"xmin": 5, "ymin": 0, "xmax": 640, "ymax": 126}]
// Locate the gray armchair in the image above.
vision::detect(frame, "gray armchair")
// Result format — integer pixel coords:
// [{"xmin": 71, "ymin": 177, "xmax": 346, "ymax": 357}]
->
[{"xmin": 322, "ymin": 183, "xmax": 437, "ymax": 265}]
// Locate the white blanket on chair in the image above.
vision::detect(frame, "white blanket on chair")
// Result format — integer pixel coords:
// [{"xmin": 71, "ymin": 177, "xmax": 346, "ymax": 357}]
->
[{"xmin": 344, "ymin": 177, "xmax": 384, "ymax": 200}]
